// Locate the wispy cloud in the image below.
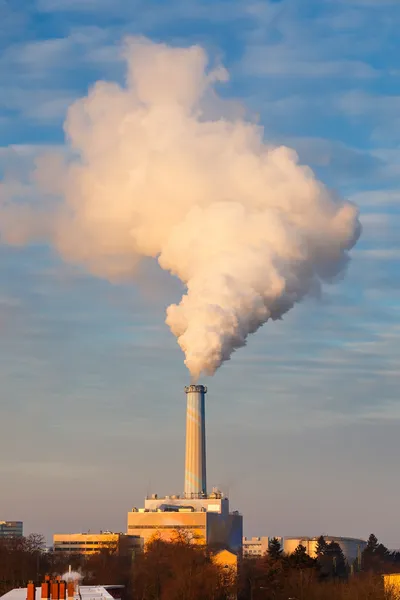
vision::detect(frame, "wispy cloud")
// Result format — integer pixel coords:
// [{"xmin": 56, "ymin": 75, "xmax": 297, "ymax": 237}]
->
[
  {"xmin": 353, "ymin": 249, "xmax": 400, "ymax": 260},
  {"xmin": 350, "ymin": 189, "xmax": 400, "ymax": 207},
  {"xmin": 242, "ymin": 45, "xmax": 376, "ymax": 79},
  {"xmin": 0, "ymin": 89, "xmax": 76, "ymax": 123},
  {"xmin": 333, "ymin": 0, "xmax": 400, "ymax": 5},
  {"xmin": 238, "ymin": 0, "xmax": 382, "ymax": 84},
  {"xmin": 279, "ymin": 136, "xmax": 383, "ymax": 186},
  {"xmin": 36, "ymin": 0, "xmax": 122, "ymax": 12},
  {"xmin": 337, "ymin": 90, "xmax": 400, "ymax": 117},
  {"xmin": 0, "ymin": 27, "xmax": 118, "ymax": 80},
  {"xmin": 0, "ymin": 0, "xmax": 30, "ymax": 46}
]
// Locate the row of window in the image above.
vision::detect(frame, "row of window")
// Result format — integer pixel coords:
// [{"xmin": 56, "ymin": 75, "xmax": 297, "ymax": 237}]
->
[
  {"xmin": 128, "ymin": 525, "xmax": 205, "ymax": 530},
  {"xmin": 53, "ymin": 548, "xmax": 98, "ymax": 552},
  {"xmin": 0, "ymin": 525, "xmax": 23, "ymax": 534},
  {"xmin": 0, "ymin": 529, "xmax": 22, "ymax": 533},
  {"xmin": 56, "ymin": 541, "xmax": 116, "ymax": 545}
]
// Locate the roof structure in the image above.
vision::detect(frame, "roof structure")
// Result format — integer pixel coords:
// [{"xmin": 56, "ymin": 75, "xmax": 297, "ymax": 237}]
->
[{"xmin": 1, "ymin": 587, "xmax": 114, "ymax": 600}]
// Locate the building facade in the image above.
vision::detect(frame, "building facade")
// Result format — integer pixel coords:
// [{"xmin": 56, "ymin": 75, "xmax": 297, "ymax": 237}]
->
[
  {"xmin": 243, "ymin": 536, "xmax": 283, "ymax": 558},
  {"xmin": 127, "ymin": 492, "xmax": 243, "ymax": 553},
  {"xmin": 53, "ymin": 532, "xmax": 141, "ymax": 555},
  {"xmin": 0, "ymin": 521, "xmax": 23, "ymax": 538},
  {"xmin": 283, "ymin": 536, "xmax": 366, "ymax": 564}
]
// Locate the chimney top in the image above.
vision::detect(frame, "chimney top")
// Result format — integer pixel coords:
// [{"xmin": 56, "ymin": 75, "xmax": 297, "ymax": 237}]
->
[{"xmin": 184, "ymin": 384, "xmax": 207, "ymax": 394}]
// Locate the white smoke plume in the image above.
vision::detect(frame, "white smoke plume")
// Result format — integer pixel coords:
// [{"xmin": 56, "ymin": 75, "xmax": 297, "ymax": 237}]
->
[
  {"xmin": 0, "ymin": 38, "xmax": 361, "ymax": 380},
  {"xmin": 61, "ymin": 570, "xmax": 82, "ymax": 583}
]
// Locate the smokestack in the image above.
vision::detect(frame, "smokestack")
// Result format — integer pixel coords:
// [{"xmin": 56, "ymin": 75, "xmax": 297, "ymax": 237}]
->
[
  {"xmin": 184, "ymin": 384, "xmax": 207, "ymax": 497},
  {"xmin": 51, "ymin": 581, "xmax": 59, "ymax": 600},
  {"xmin": 67, "ymin": 583, "xmax": 74, "ymax": 600},
  {"xmin": 59, "ymin": 582, "xmax": 66, "ymax": 600},
  {"xmin": 27, "ymin": 581, "xmax": 35, "ymax": 600},
  {"xmin": 41, "ymin": 579, "xmax": 50, "ymax": 600}
]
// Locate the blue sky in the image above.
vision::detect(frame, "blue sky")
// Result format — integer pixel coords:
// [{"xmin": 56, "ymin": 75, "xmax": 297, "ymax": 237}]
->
[{"xmin": 1, "ymin": 0, "xmax": 400, "ymax": 547}]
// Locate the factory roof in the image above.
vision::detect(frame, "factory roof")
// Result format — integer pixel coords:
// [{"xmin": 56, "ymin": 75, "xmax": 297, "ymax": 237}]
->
[{"xmin": 1, "ymin": 587, "xmax": 114, "ymax": 600}]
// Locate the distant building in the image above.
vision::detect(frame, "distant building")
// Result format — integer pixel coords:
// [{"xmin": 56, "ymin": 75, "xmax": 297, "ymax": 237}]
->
[
  {"xmin": 383, "ymin": 573, "xmax": 400, "ymax": 596},
  {"xmin": 0, "ymin": 521, "xmax": 23, "ymax": 538},
  {"xmin": 243, "ymin": 536, "xmax": 283, "ymax": 558},
  {"xmin": 283, "ymin": 536, "xmax": 366, "ymax": 564},
  {"xmin": 53, "ymin": 532, "xmax": 141, "ymax": 556},
  {"xmin": 127, "ymin": 491, "xmax": 243, "ymax": 553},
  {"xmin": 242, "ymin": 535, "xmax": 366, "ymax": 562},
  {"xmin": 213, "ymin": 549, "xmax": 238, "ymax": 599},
  {"xmin": 213, "ymin": 549, "xmax": 238, "ymax": 570},
  {"xmin": 0, "ymin": 581, "xmax": 119, "ymax": 600}
]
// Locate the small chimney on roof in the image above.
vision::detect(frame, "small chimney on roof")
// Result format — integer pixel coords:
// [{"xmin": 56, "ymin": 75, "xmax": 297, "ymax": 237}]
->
[
  {"xmin": 27, "ymin": 581, "xmax": 35, "ymax": 600},
  {"xmin": 59, "ymin": 581, "xmax": 66, "ymax": 600},
  {"xmin": 51, "ymin": 581, "xmax": 59, "ymax": 600},
  {"xmin": 41, "ymin": 579, "xmax": 50, "ymax": 600},
  {"xmin": 67, "ymin": 583, "xmax": 74, "ymax": 600}
]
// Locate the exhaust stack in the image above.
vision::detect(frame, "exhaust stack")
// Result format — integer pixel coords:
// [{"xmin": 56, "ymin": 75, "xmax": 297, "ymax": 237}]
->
[
  {"xmin": 59, "ymin": 582, "xmax": 66, "ymax": 600},
  {"xmin": 184, "ymin": 384, "xmax": 207, "ymax": 497},
  {"xmin": 41, "ymin": 576, "xmax": 50, "ymax": 600},
  {"xmin": 27, "ymin": 582, "xmax": 35, "ymax": 600},
  {"xmin": 51, "ymin": 582, "xmax": 59, "ymax": 600}
]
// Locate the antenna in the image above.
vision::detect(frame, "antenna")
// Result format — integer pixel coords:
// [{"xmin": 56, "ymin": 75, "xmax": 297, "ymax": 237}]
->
[{"xmin": 146, "ymin": 478, "xmax": 152, "ymax": 499}]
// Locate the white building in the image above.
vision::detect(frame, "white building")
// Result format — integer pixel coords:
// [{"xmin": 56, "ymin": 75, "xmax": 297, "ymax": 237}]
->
[
  {"xmin": 243, "ymin": 536, "xmax": 283, "ymax": 558},
  {"xmin": 283, "ymin": 536, "xmax": 366, "ymax": 564},
  {"xmin": 1, "ymin": 586, "xmax": 116, "ymax": 600},
  {"xmin": 243, "ymin": 535, "xmax": 366, "ymax": 563}
]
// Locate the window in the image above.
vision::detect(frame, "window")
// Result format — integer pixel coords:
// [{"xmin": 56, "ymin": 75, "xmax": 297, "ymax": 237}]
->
[{"xmin": 128, "ymin": 525, "xmax": 205, "ymax": 530}]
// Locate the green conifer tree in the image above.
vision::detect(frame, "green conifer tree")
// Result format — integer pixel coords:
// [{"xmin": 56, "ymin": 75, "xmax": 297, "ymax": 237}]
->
[
  {"xmin": 315, "ymin": 535, "xmax": 327, "ymax": 558},
  {"xmin": 268, "ymin": 537, "xmax": 283, "ymax": 560}
]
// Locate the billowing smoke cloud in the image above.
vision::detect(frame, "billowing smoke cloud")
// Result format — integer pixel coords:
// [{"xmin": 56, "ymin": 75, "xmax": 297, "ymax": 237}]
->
[
  {"xmin": 61, "ymin": 570, "xmax": 82, "ymax": 583},
  {"xmin": 0, "ymin": 38, "xmax": 361, "ymax": 380}
]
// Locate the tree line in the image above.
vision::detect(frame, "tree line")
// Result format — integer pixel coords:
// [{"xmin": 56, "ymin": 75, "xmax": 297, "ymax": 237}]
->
[
  {"xmin": 239, "ymin": 533, "xmax": 400, "ymax": 599},
  {"xmin": 1, "ymin": 532, "xmax": 400, "ymax": 599},
  {"xmin": 0, "ymin": 534, "xmax": 132, "ymax": 597}
]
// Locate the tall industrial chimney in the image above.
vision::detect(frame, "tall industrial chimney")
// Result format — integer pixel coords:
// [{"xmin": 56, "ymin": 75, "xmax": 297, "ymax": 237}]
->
[{"xmin": 184, "ymin": 384, "xmax": 207, "ymax": 497}]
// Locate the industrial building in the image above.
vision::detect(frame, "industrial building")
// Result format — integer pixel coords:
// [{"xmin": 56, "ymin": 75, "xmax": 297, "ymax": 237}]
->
[
  {"xmin": 127, "ymin": 385, "xmax": 243, "ymax": 553},
  {"xmin": 0, "ymin": 521, "xmax": 23, "ymax": 538},
  {"xmin": 127, "ymin": 490, "xmax": 242, "ymax": 551},
  {"xmin": 283, "ymin": 536, "xmax": 367, "ymax": 564},
  {"xmin": 242, "ymin": 535, "xmax": 366, "ymax": 562},
  {"xmin": 243, "ymin": 536, "xmax": 283, "ymax": 558},
  {"xmin": 53, "ymin": 532, "xmax": 141, "ymax": 555},
  {"xmin": 0, "ymin": 576, "xmax": 122, "ymax": 600}
]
